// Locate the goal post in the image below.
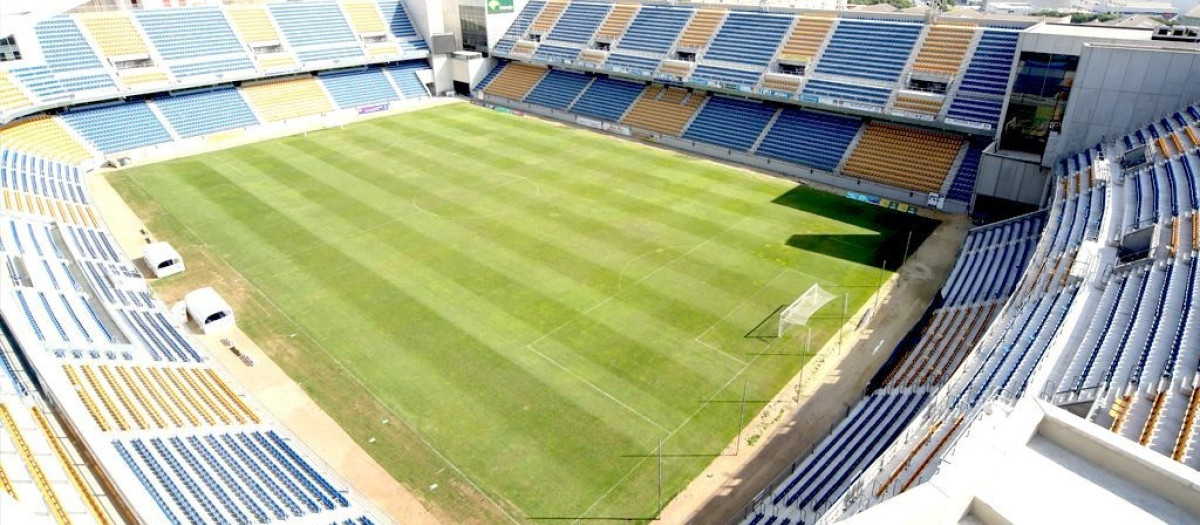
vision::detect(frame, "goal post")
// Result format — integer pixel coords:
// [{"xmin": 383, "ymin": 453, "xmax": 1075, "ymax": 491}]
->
[{"xmin": 778, "ymin": 284, "xmax": 836, "ymax": 339}]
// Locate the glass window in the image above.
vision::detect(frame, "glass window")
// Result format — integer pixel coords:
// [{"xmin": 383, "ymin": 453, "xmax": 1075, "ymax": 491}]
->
[{"xmin": 1000, "ymin": 52, "xmax": 1078, "ymax": 155}]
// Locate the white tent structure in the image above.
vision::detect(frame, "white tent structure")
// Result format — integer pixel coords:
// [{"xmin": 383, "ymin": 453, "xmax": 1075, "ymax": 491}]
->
[
  {"xmin": 185, "ymin": 287, "xmax": 234, "ymax": 334},
  {"xmin": 143, "ymin": 242, "xmax": 184, "ymax": 278}
]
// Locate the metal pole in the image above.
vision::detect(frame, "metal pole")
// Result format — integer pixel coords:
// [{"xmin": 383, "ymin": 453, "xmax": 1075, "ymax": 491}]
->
[
  {"xmin": 737, "ymin": 380, "xmax": 747, "ymax": 455},
  {"xmin": 657, "ymin": 437, "xmax": 663, "ymax": 514},
  {"xmin": 874, "ymin": 260, "xmax": 886, "ymax": 314},
  {"xmin": 903, "ymin": 229, "xmax": 913, "ymax": 267}
]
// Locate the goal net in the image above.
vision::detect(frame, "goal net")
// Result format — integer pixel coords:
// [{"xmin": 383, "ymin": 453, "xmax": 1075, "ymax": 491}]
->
[{"xmin": 778, "ymin": 284, "xmax": 836, "ymax": 338}]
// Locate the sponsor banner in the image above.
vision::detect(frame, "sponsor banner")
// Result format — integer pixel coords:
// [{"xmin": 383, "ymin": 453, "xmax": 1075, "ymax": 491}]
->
[
  {"xmin": 493, "ymin": 106, "xmax": 512, "ymax": 114},
  {"xmin": 843, "ymin": 101, "xmax": 883, "ymax": 113},
  {"xmin": 846, "ymin": 191, "xmax": 919, "ymax": 214},
  {"xmin": 763, "ymin": 89, "xmax": 793, "ymax": 100},
  {"xmin": 206, "ymin": 129, "xmax": 245, "ymax": 145},
  {"xmin": 487, "ymin": 0, "xmax": 513, "ymax": 14},
  {"xmin": 576, "ymin": 116, "xmax": 603, "ymax": 129},
  {"xmin": 944, "ymin": 117, "xmax": 994, "ymax": 131},
  {"xmin": 801, "ymin": 94, "xmax": 820, "ymax": 104},
  {"xmin": 357, "ymin": 103, "xmax": 389, "ymax": 115},
  {"xmin": 890, "ymin": 109, "xmax": 936, "ymax": 122}
]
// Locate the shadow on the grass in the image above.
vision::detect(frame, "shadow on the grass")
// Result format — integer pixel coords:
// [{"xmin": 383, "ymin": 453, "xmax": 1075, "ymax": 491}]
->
[{"xmin": 772, "ymin": 185, "xmax": 940, "ymax": 271}]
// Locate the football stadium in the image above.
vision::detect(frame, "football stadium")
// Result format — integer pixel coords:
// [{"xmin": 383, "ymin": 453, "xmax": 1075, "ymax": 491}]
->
[{"xmin": 0, "ymin": 0, "xmax": 1198, "ymax": 524}]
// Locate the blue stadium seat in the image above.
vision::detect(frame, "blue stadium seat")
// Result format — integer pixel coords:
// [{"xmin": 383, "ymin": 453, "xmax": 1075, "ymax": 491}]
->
[
  {"xmin": 153, "ymin": 87, "xmax": 259, "ymax": 138},
  {"xmin": 683, "ymin": 96, "xmax": 776, "ymax": 151},
  {"xmin": 947, "ymin": 139, "xmax": 987, "ymax": 202},
  {"xmin": 533, "ymin": 44, "xmax": 581, "ymax": 63},
  {"xmin": 12, "ymin": 16, "xmax": 115, "ymax": 100},
  {"xmin": 702, "ymin": 12, "xmax": 793, "ymax": 66},
  {"xmin": 525, "ymin": 69, "xmax": 593, "ymax": 109},
  {"xmin": 378, "ymin": 0, "xmax": 428, "ymax": 51},
  {"xmin": 756, "ymin": 108, "xmax": 860, "ymax": 172},
  {"xmin": 814, "ymin": 20, "xmax": 922, "ymax": 82},
  {"xmin": 614, "ymin": 6, "xmax": 693, "ymax": 54},
  {"xmin": 384, "ymin": 61, "xmax": 432, "ymax": 98},
  {"xmin": 134, "ymin": 7, "xmax": 254, "ymax": 78},
  {"xmin": 569, "ymin": 76, "xmax": 644, "ymax": 121},
  {"xmin": 546, "ymin": 2, "xmax": 611, "ymax": 44},
  {"xmin": 61, "ymin": 101, "xmax": 173, "ymax": 153},
  {"xmin": 269, "ymin": 1, "xmax": 363, "ymax": 63},
  {"xmin": 605, "ymin": 53, "xmax": 660, "ymax": 75},
  {"xmin": 320, "ymin": 68, "xmax": 401, "ymax": 109}
]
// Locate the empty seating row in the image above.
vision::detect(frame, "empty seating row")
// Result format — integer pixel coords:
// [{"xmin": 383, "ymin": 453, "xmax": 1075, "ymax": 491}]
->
[
  {"xmin": 153, "ymin": 88, "xmax": 259, "ymax": 138},
  {"xmin": 568, "ymin": 76, "xmax": 644, "ymax": 122},
  {"xmin": 524, "ymin": 69, "xmax": 593, "ymax": 109},
  {"xmin": 814, "ymin": 20, "xmax": 922, "ymax": 82},
  {"xmin": 682, "ymin": 96, "xmax": 776, "ymax": 152},
  {"xmin": 621, "ymin": 86, "xmax": 705, "ymax": 136},
  {"xmin": 134, "ymin": 7, "xmax": 254, "ymax": 79},
  {"xmin": 755, "ymin": 107, "xmax": 860, "ymax": 172},
  {"xmin": 320, "ymin": 68, "xmax": 401, "ymax": 109},
  {"xmin": 702, "ymin": 12, "xmax": 793, "ymax": 67},
  {"xmin": 241, "ymin": 75, "xmax": 335, "ymax": 122},
  {"xmin": 61, "ymin": 101, "xmax": 174, "ymax": 154}
]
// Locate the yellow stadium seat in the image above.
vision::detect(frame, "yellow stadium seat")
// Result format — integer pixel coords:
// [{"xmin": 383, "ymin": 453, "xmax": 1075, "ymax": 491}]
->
[{"xmin": 241, "ymin": 76, "xmax": 335, "ymax": 122}]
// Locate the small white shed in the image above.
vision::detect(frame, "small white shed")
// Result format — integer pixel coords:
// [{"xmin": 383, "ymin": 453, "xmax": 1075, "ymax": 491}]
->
[
  {"xmin": 144, "ymin": 242, "xmax": 184, "ymax": 278},
  {"xmin": 185, "ymin": 287, "xmax": 235, "ymax": 334}
]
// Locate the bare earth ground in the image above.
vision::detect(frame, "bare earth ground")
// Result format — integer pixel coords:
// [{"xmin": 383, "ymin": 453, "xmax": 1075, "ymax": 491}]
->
[
  {"xmin": 661, "ymin": 210, "xmax": 969, "ymax": 524},
  {"xmin": 88, "ymin": 97, "xmax": 970, "ymax": 525},
  {"xmin": 88, "ymin": 153, "xmax": 442, "ymax": 525}
]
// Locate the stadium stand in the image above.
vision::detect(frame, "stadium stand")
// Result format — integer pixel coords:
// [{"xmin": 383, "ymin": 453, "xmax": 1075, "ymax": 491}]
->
[
  {"xmin": 779, "ymin": 13, "xmax": 835, "ymax": 62},
  {"xmin": 377, "ymin": 0, "xmax": 429, "ymax": 53},
  {"xmin": 320, "ymin": 68, "xmax": 401, "ymax": 109},
  {"xmin": 152, "ymin": 88, "xmax": 260, "ymax": 139},
  {"xmin": 240, "ymin": 75, "xmax": 335, "ymax": 122},
  {"xmin": 947, "ymin": 139, "xmax": 988, "ymax": 202},
  {"xmin": 225, "ymin": 5, "xmax": 301, "ymax": 71},
  {"xmin": 343, "ymin": 1, "xmax": 388, "ymax": 35},
  {"xmin": 0, "ymin": 117, "xmax": 94, "ymax": 165},
  {"xmin": 946, "ymin": 29, "xmax": 1019, "ymax": 127},
  {"xmin": 10, "ymin": 16, "xmax": 117, "ymax": 101},
  {"xmin": 595, "ymin": 3, "xmax": 639, "ymax": 41},
  {"xmin": 482, "ymin": 62, "xmax": 548, "ymax": 100},
  {"xmin": 910, "ymin": 24, "xmax": 974, "ymax": 76},
  {"xmin": 385, "ymin": 61, "xmax": 434, "ymax": 98},
  {"xmin": 814, "ymin": 19, "xmax": 921, "ymax": 82},
  {"xmin": 892, "ymin": 93, "xmax": 945, "ymax": 117},
  {"xmin": 678, "ymin": 7, "xmax": 725, "ymax": 49},
  {"xmin": 842, "ymin": 122, "xmax": 963, "ymax": 193},
  {"xmin": 77, "ymin": 12, "xmax": 153, "ymax": 58},
  {"xmin": 621, "ymin": 85, "xmax": 705, "ymax": 135},
  {"xmin": 133, "ymin": 7, "xmax": 255, "ymax": 79},
  {"xmin": 531, "ymin": 1, "xmax": 569, "ymax": 33},
  {"xmin": 269, "ymin": 0, "xmax": 364, "ymax": 63},
  {"xmin": 61, "ymin": 102, "xmax": 174, "ymax": 154},
  {"xmin": 702, "ymin": 12, "xmax": 793, "ymax": 67},
  {"xmin": 568, "ymin": 76, "xmax": 645, "ymax": 122},
  {"xmin": 682, "ymin": 96, "xmax": 776, "ymax": 152},
  {"xmin": 546, "ymin": 2, "xmax": 611, "ymax": 44},
  {"xmin": 524, "ymin": 69, "xmax": 593, "ymax": 109},
  {"xmin": 613, "ymin": 5, "xmax": 693, "ymax": 54},
  {"xmin": 492, "ymin": 0, "xmax": 545, "ymax": 55},
  {"xmin": 802, "ymin": 78, "xmax": 892, "ymax": 107},
  {"xmin": 754, "ymin": 108, "xmax": 860, "ymax": 172},
  {"xmin": 0, "ymin": 73, "xmax": 32, "ymax": 112}
]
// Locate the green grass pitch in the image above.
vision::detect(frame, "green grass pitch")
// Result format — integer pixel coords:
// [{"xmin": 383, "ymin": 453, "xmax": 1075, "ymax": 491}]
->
[{"xmin": 110, "ymin": 103, "xmax": 937, "ymax": 522}]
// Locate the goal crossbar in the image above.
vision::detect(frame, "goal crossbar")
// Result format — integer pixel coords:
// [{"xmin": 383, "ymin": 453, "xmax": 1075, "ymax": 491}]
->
[{"xmin": 778, "ymin": 284, "xmax": 836, "ymax": 338}]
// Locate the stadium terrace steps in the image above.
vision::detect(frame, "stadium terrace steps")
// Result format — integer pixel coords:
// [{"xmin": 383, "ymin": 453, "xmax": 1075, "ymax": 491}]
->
[
  {"xmin": 676, "ymin": 8, "xmax": 726, "ymax": 49},
  {"xmin": 241, "ymin": 75, "xmax": 335, "ymax": 122},
  {"xmin": 911, "ymin": 24, "xmax": 974, "ymax": 76},
  {"xmin": 778, "ymin": 14, "xmax": 836, "ymax": 62},
  {"xmin": 621, "ymin": 85, "xmax": 706, "ymax": 135},
  {"xmin": 10, "ymin": 16, "xmax": 116, "ymax": 102},
  {"xmin": 377, "ymin": 0, "xmax": 425, "ymax": 44},
  {"xmin": 595, "ymin": 3, "xmax": 639, "ymax": 40},
  {"xmin": 842, "ymin": 122, "xmax": 962, "ymax": 193},
  {"xmin": 483, "ymin": 63, "xmax": 548, "ymax": 101},
  {"xmin": 269, "ymin": 0, "xmax": 364, "ymax": 63},
  {"xmin": 492, "ymin": 1, "xmax": 544, "ymax": 55}
]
